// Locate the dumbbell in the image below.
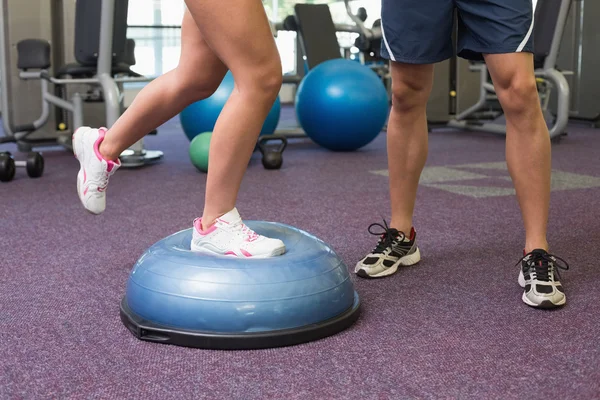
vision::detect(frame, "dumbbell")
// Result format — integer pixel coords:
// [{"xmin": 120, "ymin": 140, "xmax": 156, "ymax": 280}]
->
[
  {"xmin": 0, "ymin": 152, "xmax": 45, "ymax": 182},
  {"xmin": 257, "ymin": 135, "xmax": 288, "ymax": 170}
]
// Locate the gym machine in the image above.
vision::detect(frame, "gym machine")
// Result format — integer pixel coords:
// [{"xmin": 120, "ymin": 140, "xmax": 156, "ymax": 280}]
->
[
  {"xmin": 0, "ymin": 0, "xmax": 163, "ymax": 175},
  {"xmin": 445, "ymin": 0, "xmax": 572, "ymax": 140},
  {"xmin": 555, "ymin": 0, "xmax": 600, "ymax": 125}
]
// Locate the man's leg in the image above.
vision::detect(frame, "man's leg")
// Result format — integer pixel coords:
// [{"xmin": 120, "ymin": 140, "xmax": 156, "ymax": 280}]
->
[
  {"xmin": 455, "ymin": 0, "xmax": 569, "ymax": 308},
  {"xmin": 485, "ymin": 53, "xmax": 550, "ymax": 253},
  {"xmin": 387, "ymin": 64, "xmax": 434, "ymax": 235},
  {"xmin": 355, "ymin": 0, "xmax": 454, "ymax": 279},
  {"xmin": 485, "ymin": 53, "xmax": 568, "ymax": 309},
  {"xmin": 355, "ymin": 63, "xmax": 433, "ymax": 279}
]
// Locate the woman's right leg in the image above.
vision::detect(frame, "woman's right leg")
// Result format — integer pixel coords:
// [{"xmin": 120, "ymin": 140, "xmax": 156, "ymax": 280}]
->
[
  {"xmin": 99, "ymin": 11, "xmax": 228, "ymax": 160},
  {"xmin": 74, "ymin": 11, "xmax": 227, "ymax": 215}
]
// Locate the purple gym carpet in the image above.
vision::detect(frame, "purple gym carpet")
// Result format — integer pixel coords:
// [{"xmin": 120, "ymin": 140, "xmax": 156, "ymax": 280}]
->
[{"xmin": 1, "ymin": 109, "xmax": 599, "ymax": 399}]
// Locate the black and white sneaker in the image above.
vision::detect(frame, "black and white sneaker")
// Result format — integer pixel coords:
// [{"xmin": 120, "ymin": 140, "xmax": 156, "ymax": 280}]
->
[
  {"xmin": 517, "ymin": 249, "xmax": 569, "ymax": 309},
  {"xmin": 355, "ymin": 220, "xmax": 420, "ymax": 279}
]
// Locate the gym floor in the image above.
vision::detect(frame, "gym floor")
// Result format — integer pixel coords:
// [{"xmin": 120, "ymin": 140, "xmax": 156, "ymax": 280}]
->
[{"xmin": 2, "ymin": 107, "xmax": 599, "ymax": 399}]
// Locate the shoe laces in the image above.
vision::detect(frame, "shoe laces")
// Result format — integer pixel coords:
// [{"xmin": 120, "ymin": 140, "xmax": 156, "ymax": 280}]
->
[
  {"xmin": 368, "ymin": 219, "xmax": 406, "ymax": 254},
  {"xmin": 98, "ymin": 171, "xmax": 110, "ymax": 191},
  {"xmin": 231, "ymin": 221, "xmax": 259, "ymax": 242},
  {"xmin": 516, "ymin": 250, "xmax": 569, "ymax": 282}
]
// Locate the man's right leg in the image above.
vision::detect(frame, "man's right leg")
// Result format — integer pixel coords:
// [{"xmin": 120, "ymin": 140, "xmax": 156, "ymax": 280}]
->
[
  {"xmin": 387, "ymin": 63, "xmax": 434, "ymax": 234},
  {"xmin": 355, "ymin": 63, "xmax": 433, "ymax": 278},
  {"xmin": 355, "ymin": 0, "xmax": 453, "ymax": 278}
]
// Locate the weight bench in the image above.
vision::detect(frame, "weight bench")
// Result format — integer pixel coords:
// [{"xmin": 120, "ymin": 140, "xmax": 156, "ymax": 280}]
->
[{"xmin": 447, "ymin": 0, "xmax": 572, "ymax": 139}]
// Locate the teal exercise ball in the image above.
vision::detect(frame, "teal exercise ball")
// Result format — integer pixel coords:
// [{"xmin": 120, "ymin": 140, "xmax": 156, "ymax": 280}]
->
[
  {"xmin": 180, "ymin": 71, "xmax": 281, "ymax": 141},
  {"xmin": 295, "ymin": 59, "xmax": 389, "ymax": 151},
  {"xmin": 189, "ymin": 132, "xmax": 212, "ymax": 172}
]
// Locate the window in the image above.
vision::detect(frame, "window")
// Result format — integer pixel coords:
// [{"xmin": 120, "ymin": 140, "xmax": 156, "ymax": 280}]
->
[
  {"xmin": 126, "ymin": 0, "xmax": 381, "ymax": 78},
  {"xmin": 127, "ymin": 0, "xmax": 185, "ymax": 77}
]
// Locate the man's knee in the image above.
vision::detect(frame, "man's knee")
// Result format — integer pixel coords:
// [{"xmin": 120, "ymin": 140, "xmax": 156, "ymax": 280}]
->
[
  {"xmin": 391, "ymin": 79, "xmax": 431, "ymax": 113},
  {"xmin": 494, "ymin": 73, "xmax": 540, "ymax": 115},
  {"xmin": 390, "ymin": 64, "xmax": 433, "ymax": 113}
]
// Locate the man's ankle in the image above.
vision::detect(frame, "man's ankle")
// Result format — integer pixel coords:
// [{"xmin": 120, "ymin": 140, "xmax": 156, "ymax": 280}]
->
[
  {"xmin": 390, "ymin": 221, "xmax": 413, "ymax": 237},
  {"xmin": 524, "ymin": 240, "xmax": 549, "ymax": 254}
]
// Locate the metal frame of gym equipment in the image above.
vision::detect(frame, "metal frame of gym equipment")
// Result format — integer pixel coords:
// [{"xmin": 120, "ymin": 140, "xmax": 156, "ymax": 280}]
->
[
  {"xmin": 555, "ymin": 0, "xmax": 600, "ymax": 125},
  {"xmin": 446, "ymin": 0, "xmax": 572, "ymax": 140},
  {"xmin": 0, "ymin": 0, "xmax": 163, "ymax": 168}
]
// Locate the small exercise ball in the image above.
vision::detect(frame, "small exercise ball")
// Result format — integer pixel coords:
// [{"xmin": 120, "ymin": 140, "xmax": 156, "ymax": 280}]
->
[
  {"xmin": 295, "ymin": 59, "xmax": 389, "ymax": 151},
  {"xmin": 189, "ymin": 132, "xmax": 212, "ymax": 172},
  {"xmin": 180, "ymin": 71, "xmax": 281, "ymax": 141},
  {"xmin": 119, "ymin": 221, "xmax": 361, "ymax": 350}
]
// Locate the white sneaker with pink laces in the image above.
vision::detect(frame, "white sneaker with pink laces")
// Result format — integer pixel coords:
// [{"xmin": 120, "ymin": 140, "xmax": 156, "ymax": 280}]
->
[
  {"xmin": 73, "ymin": 127, "xmax": 121, "ymax": 215},
  {"xmin": 191, "ymin": 208, "xmax": 286, "ymax": 258}
]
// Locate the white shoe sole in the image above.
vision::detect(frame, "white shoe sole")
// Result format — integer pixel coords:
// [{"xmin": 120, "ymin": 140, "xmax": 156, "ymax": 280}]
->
[
  {"xmin": 517, "ymin": 270, "xmax": 566, "ymax": 308},
  {"xmin": 73, "ymin": 127, "xmax": 104, "ymax": 215},
  {"xmin": 356, "ymin": 247, "xmax": 421, "ymax": 278},
  {"xmin": 190, "ymin": 242, "xmax": 286, "ymax": 259},
  {"xmin": 73, "ymin": 130, "xmax": 86, "ymax": 208}
]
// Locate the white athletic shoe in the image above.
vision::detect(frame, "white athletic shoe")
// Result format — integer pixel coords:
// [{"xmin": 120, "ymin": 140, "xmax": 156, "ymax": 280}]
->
[
  {"xmin": 355, "ymin": 220, "xmax": 420, "ymax": 278},
  {"xmin": 517, "ymin": 249, "xmax": 569, "ymax": 309},
  {"xmin": 191, "ymin": 208, "xmax": 286, "ymax": 258},
  {"xmin": 73, "ymin": 127, "xmax": 121, "ymax": 215}
]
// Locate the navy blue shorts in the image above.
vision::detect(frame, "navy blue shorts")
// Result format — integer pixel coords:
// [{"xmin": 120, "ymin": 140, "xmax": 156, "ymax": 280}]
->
[{"xmin": 380, "ymin": 0, "xmax": 535, "ymax": 63}]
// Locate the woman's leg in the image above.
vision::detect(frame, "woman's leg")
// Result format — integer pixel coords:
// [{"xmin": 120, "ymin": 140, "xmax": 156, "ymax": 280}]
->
[
  {"xmin": 76, "ymin": 1, "xmax": 285, "ymax": 257},
  {"xmin": 99, "ymin": 11, "xmax": 228, "ymax": 160},
  {"xmin": 182, "ymin": 0, "xmax": 283, "ymax": 228},
  {"xmin": 74, "ymin": 10, "xmax": 227, "ymax": 215}
]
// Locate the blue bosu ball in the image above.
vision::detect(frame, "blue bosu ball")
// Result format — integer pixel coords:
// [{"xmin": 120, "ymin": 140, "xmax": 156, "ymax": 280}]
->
[{"xmin": 120, "ymin": 221, "xmax": 361, "ymax": 350}]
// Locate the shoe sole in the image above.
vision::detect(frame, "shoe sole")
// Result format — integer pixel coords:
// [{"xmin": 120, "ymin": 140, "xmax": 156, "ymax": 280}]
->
[
  {"xmin": 73, "ymin": 128, "xmax": 104, "ymax": 215},
  {"xmin": 73, "ymin": 128, "xmax": 86, "ymax": 206},
  {"xmin": 190, "ymin": 243, "xmax": 286, "ymax": 259},
  {"xmin": 517, "ymin": 270, "xmax": 566, "ymax": 309},
  {"xmin": 356, "ymin": 247, "xmax": 421, "ymax": 279}
]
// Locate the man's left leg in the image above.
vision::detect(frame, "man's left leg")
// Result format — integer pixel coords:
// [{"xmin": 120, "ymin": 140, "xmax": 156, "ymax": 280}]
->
[
  {"xmin": 456, "ymin": 0, "xmax": 570, "ymax": 309},
  {"xmin": 485, "ymin": 53, "xmax": 550, "ymax": 253},
  {"xmin": 485, "ymin": 53, "xmax": 568, "ymax": 309}
]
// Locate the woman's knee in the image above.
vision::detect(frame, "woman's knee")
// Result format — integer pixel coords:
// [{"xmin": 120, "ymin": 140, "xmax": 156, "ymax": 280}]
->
[
  {"xmin": 176, "ymin": 67, "xmax": 227, "ymax": 102},
  {"xmin": 235, "ymin": 61, "xmax": 283, "ymax": 100},
  {"xmin": 174, "ymin": 60, "xmax": 282, "ymax": 105},
  {"xmin": 259, "ymin": 66, "xmax": 284, "ymax": 98}
]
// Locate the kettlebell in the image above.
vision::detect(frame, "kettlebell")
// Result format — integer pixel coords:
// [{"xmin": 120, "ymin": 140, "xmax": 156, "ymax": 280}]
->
[{"xmin": 257, "ymin": 135, "xmax": 288, "ymax": 170}]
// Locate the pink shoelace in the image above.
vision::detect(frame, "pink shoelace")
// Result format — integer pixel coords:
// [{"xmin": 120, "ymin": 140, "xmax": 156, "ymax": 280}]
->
[
  {"xmin": 97, "ymin": 171, "xmax": 111, "ymax": 192},
  {"xmin": 241, "ymin": 224, "xmax": 259, "ymax": 242}
]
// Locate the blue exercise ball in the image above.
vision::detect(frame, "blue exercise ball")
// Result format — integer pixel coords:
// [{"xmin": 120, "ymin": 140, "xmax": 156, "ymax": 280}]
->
[
  {"xmin": 120, "ymin": 221, "xmax": 361, "ymax": 350},
  {"xmin": 295, "ymin": 59, "xmax": 389, "ymax": 151},
  {"xmin": 180, "ymin": 71, "xmax": 281, "ymax": 141}
]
